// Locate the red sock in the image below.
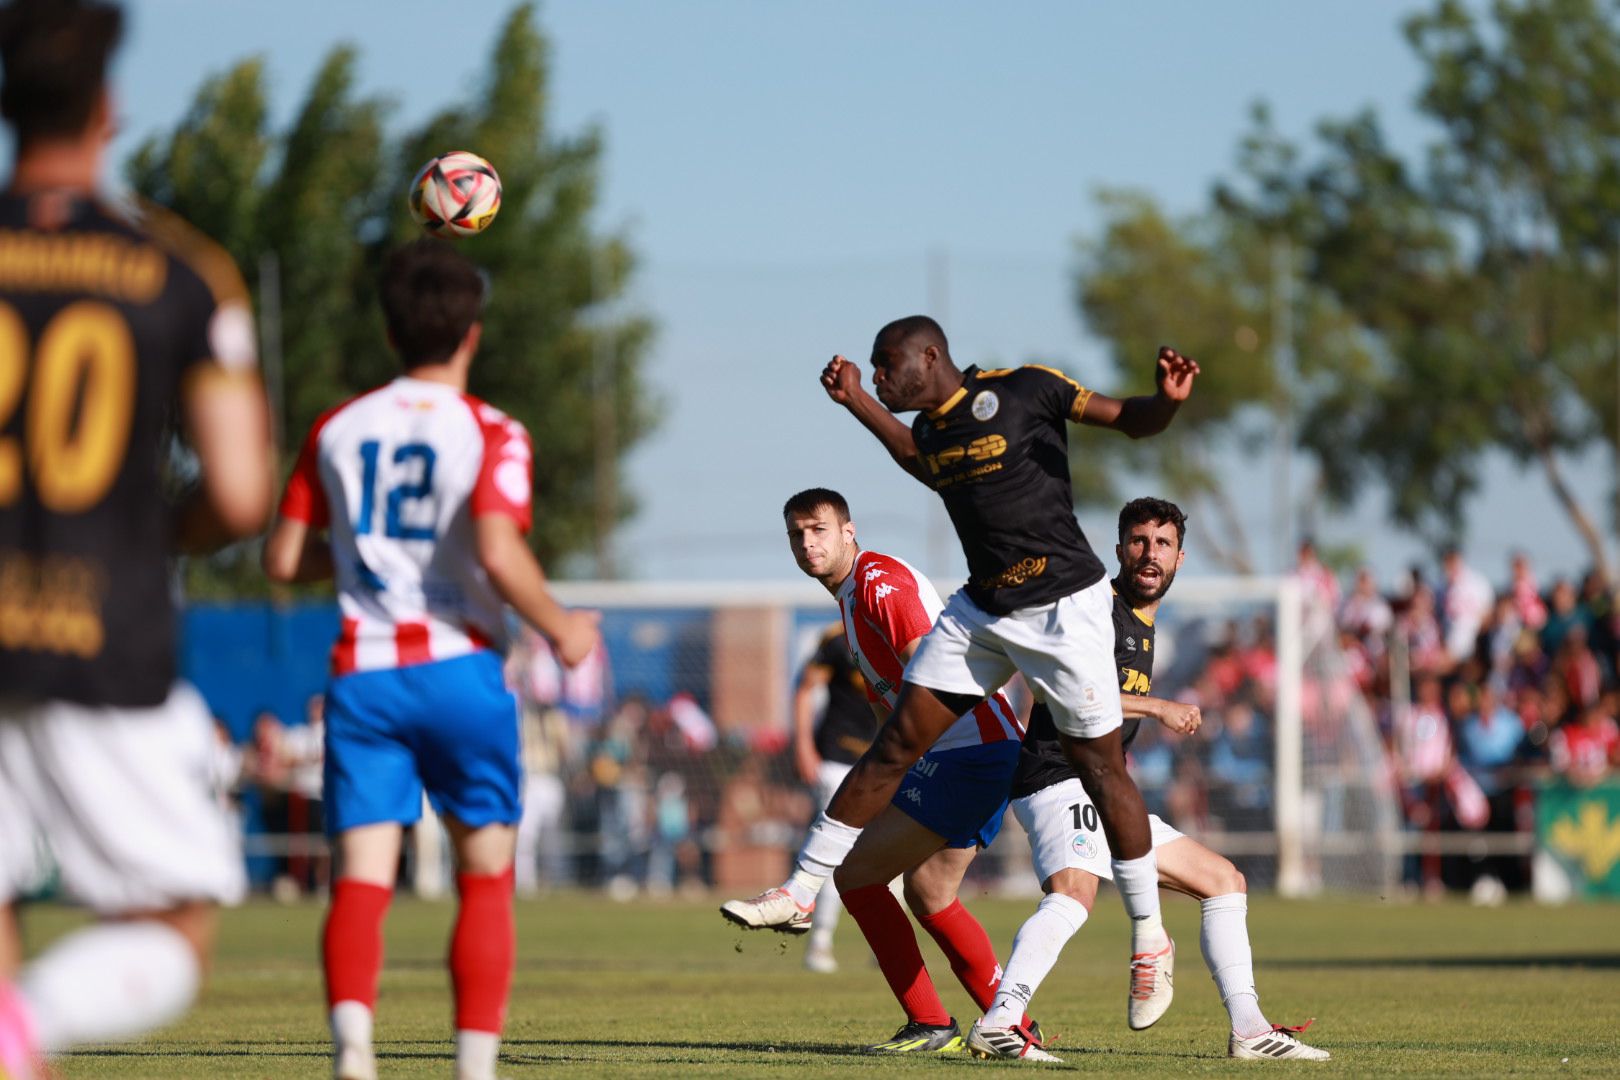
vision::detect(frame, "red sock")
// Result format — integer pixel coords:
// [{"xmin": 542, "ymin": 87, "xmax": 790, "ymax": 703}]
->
[
  {"xmin": 841, "ymin": 883, "xmax": 951, "ymax": 1028},
  {"xmin": 450, "ymin": 868, "xmax": 515, "ymax": 1033},
  {"xmin": 324, "ymin": 879, "xmax": 392, "ymax": 1008},
  {"xmin": 917, "ymin": 899, "xmax": 1029, "ymax": 1025}
]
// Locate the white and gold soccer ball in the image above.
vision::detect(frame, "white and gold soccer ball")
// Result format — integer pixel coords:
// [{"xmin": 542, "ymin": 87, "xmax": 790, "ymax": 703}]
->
[{"xmin": 407, "ymin": 151, "xmax": 502, "ymax": 237}]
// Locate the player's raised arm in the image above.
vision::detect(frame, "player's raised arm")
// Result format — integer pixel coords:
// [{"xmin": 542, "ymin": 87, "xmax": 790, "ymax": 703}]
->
[
  {"xmin": 820, "ymin": 355, "xmax": 929, "ymax": 485},
  {"xmin": 1076, "ymin": 346, "xmax": 1200, "ymax": 439},
  {"xmin": 1121, "ymin": 694, "xmax": 1202, "ymax": 735},
  {"xmin": 263, "ymin": 415, "xmax": 334, "ymax": 583}
]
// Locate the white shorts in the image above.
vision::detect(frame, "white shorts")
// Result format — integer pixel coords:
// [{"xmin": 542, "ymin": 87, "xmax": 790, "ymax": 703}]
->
[
  {"xmin": 1012, "ymin": 777, "xmax": 1185, "ymax": 885},
  {"xmin": 815, "ymin": 760, "xmax": 853, "ymax": 811},
  {"xmin": 905, "ymin": 577, "xmax": 1123, "ymax": 739},
  {"xmin": 0, "ymin": 682, "xmax": 246, "ymax": 913}
]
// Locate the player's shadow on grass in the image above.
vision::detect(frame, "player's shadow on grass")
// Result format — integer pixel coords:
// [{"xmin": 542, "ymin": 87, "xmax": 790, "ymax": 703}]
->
[
  {"xmin": 1269, "ymin": 952, "xmax": 1620, "ymax": 970},
  {"xmin": 502, "ymin": 1038, "xmax": 1211, "ymax": 1065}
]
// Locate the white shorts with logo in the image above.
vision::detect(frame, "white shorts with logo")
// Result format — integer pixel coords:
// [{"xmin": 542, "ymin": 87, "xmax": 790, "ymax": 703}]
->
[
  {"xmin": 1013, "ymin": 777, "xmax": 1186, "ymax": 884},
  {"xmin": 905, "ymin": 576, "xmax": 1123, "ymax": 739},
  {"xmin": 0, "ymin": 682, "xmax": 246, "ymax": 913}
]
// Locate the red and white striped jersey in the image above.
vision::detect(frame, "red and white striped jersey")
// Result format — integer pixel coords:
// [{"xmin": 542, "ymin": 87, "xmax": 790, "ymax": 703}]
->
[
  {"xmin": 836, "ymin": 549, "xmax": 1022, "ymax": 752},
  {"xmin": 278, "ymin": 376, "xmax": 532, "ymax": 675}
]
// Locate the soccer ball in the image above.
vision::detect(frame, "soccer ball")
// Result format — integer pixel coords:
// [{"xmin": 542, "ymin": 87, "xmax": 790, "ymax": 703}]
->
[{"xmin": 407, "ymin": 151, "xmax": 502, "ymax": 237}]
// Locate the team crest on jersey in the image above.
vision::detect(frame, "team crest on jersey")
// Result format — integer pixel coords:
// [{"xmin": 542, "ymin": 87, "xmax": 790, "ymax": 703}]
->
[{"xmin": 971, "ymin": 390, "xmax": 1000, "ymax": 421}]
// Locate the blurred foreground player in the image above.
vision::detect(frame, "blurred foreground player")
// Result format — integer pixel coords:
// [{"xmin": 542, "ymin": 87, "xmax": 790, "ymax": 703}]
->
[
  {"xmin": 970, "ymin": 498, "xmax": 1328, "ymax": 1061},
  {"xmin": 727, "ymin": 489, "xmax": 1031, "ymax": 1052},
  {"xmin": 263, "ymin": 239, "xmax": 599, "ymax": 1080},
  {"xmin": 725, "ymin": 317, "xmax": 1198, "ymax": 1027},
  {"xmin": 0, "ymin": 3, "xmax": 273, "ymax": 1076}
]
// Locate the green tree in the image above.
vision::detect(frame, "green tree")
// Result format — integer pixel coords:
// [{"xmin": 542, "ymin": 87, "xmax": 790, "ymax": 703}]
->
[
  {"xmin": 1076, "ymin": 0, "xmax": 1620, "ymax": 579},
  {"xmin": 127, "ymin": 4, "xmax": 655, "ymax": 595}
]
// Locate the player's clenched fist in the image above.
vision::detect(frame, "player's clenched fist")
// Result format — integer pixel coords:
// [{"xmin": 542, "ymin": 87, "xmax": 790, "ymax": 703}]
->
[
  {"xmin": 555, "ymin": 608, "xmax": 603, "ymax": 668},
  {"xmin": 1154, "ymin": 346, "xmax": 1200, "ymax": 402},
  {"xmin": 821, "ymin": 354, "xmax": 863, "ymax": 405},
  {"xmin": 1159, "ymin": 701, "xmax": 1201, "ymax": 735}
]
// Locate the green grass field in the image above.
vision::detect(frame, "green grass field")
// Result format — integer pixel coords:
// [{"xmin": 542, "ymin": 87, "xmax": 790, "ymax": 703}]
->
[{"xmin": 20, "ymin": 891, "xmax": 1620, "ymax": 1078}]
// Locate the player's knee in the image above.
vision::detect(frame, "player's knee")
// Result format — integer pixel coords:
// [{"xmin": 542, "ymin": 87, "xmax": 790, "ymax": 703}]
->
[
  {"xmin": 871, "ymin": 725, "xmax": 923, "ymax": 774},
  {"xmin": 1219, "ymin": 863, "xmax": 1247, "ymax": 896}
]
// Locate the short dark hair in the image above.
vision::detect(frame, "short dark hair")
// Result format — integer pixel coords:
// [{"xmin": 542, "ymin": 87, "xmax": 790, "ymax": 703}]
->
[
  {"xmin": 875, "ymin": 314, "xmax": 949, "ymax": 354},
  {"xmin": 1118, "ymin": 496, "xmax": 1186, "ymax": 547},
  {"xmin": 0, "ymin": 0, "xmax": 122, "ymax": 145},
  {"xmin": 783, "ymin": 487, "xmax": 850, "ymax": 524},
  {"xmin": 379, "ymin": 238, "xmax": 485, "ymax": 368}
]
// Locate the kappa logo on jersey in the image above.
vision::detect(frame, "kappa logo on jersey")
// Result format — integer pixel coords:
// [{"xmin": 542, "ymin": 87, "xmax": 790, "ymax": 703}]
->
[
  {"xmin": 971, "ymin": 389, "xmax": 1000, "ymax": 421},
  {"xmin": 873, "ymin": 583, "xmax": 897, "ymax": 601},
  {"xmin": 902, "ymin": 787, "xmax": 923, "ymax": 805},
  {"xmin": 864, "ymin": 567, "xmax": 886, "ymax": 583}
]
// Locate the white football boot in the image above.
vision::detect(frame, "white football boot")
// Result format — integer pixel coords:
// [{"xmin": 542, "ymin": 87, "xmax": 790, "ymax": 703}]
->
[
  {"xmin": 1127, "ymin": 937, "xmax": 1174, "ymax": 1030},
  {"xmin": 1229, "ymin": 1022, "xmax": 1331, "ymax": 1061},
  {"xmin": 719, "ymin": 887, "xmax": 813, "ymax": 934},
  {"xmin": 967, "ymin": 1018, "xmax": 1063, "ymax": 1062}
]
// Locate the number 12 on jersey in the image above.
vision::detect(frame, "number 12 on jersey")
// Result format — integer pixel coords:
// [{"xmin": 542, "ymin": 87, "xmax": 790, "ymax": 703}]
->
[{"xmin": 355, "ymin": 440, "xmax": 436, "ymax": 540}]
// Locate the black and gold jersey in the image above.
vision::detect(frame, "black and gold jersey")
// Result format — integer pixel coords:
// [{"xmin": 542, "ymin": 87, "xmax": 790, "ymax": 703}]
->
[
  {"xmin": 0, "ymin": 192, "xmax": 255, "ymax": 708},
  {"xmin": 1008, "ymin": 583, "xmax": 1157, "ymax": 799},
  {"xmin": 911, "ymin": 364, "xmax": 1106, "ymax": 615},
  {"xmin": 804, "ymin": 626, "xmax": 878, "ymax": 766}
]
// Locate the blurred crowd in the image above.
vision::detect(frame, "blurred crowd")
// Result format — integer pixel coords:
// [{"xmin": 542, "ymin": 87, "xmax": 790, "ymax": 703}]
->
[
  {"xmin": 219, "ymin": 545, "xmax": 1620, "ymax": 902},
  {"xmin": 1313, "ymin": 542, "xmax": 1620, "ymax": 898}
]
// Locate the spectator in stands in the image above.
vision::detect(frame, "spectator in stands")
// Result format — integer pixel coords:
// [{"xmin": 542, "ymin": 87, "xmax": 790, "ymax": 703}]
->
[
  {"xmin": 1552, "ymin": 626, "xmax": 1604, "ymax": 713},
  {"xmin": 1455, "ymin": 682, "xmax": 1528, "ymax": 894},
  {"xmin": 1540, "ymin": 579, "xmax": 1587, "ymax": 658},
  {"xmin": 1398, "ymin": 584, "xmax": 1449, "ymax": 677},
  {"xmin": 1549, "ymin": 700, "xmax": 1620, "ymax": 786},
  {"xmin": 1393, "ymin": 673, "xmax": 1453, "ymax": 895},
  {"xmin": 1339, "ymin": 566, "xmax": 1393, "ymax": 650},
  {"xmin": 1479, "ymin": 595, "xmax": 1525, "ymax": 691},
  {"xmin": 1295, "ymin": 537, "xmax": 1341, "ymax": 645},
  {"xmin": 1206, "ymin": 697, "xmax": 1271, "ymax": 823},
  {"xmin": 1439, "ymin": 547, "xmax": 1494, "ymax": 670},
  {"xmin": 1508, "ymin": 552, "xmax": 1547, "ymax": 631}
]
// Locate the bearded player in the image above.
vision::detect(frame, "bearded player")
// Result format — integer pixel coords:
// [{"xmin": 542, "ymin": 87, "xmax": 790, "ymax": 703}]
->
[
  {"xmin": 727, "ymin": 488, "xmax": 1039, "ymax": 1054},
  {"xmin": 725, "ymin": 317, "xmax": 1198, "ymax": 1028},
  {"xmin": 263, "ymin": 239, "xmax": 599, "ymax": 1080},
  {"xmin": 969, "ymin": 498, "xmax": 1329, "ymax": 1063}
]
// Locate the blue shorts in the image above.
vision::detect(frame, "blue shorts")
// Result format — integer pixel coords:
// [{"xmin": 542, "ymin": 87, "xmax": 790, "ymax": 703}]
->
[
  {"xmin": 324, "ymin": 651, "xmax": 521, "ymax": 835},
  {"xmin": 891, "ymin": 739, "xmax": 1020, "ymax": 849}
]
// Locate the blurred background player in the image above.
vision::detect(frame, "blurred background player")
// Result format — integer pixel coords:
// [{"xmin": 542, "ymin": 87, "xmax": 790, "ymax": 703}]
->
[
  {"xmin": 725, "ymin": 317, "xmax": 1198, "ymax": 1027},
  {"xmin": 0, "ymin": 2, "xmax": 273, "ymax": 1076},
  {"xmin": 727, "ymin": 489, "xmax": 1033, "ymax": 1054},
  {"xmin": 971, "ymin": 498, "xmax": 1329, "ymax": 1062},
  {"xmin": 790, "ymin": 622, "xmax": 876, "ymax": 973},
  {"xmin": 262, "ymin": 238, "xmax": 599, "ymax": 1080}
]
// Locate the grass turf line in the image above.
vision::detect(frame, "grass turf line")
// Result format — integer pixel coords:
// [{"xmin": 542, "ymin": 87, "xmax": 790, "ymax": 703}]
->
[{"xmin": 20, "ymin": 892, "xmax": 1620, "ymax": 1077}]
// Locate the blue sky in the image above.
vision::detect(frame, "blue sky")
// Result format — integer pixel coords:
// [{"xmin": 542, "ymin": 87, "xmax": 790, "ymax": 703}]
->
[{"xmin": 110, "ymin": 1, "xmax": 1614, "ymax": 588}]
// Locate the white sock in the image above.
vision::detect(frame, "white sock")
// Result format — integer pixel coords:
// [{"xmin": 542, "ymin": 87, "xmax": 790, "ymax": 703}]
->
[
  {"xmin": 1200, "ymin": 892, "xmax": 1269, "ymax": 1037},
  {"xmin": 330, "ymin": 1000, "xmax": 375, "ymax": 1077},
  {"xmin": 981, "ymin": 893, "xmax": 1088, "ymax": 1029},
  {"xmin": 1111, "ymin": 853, "xmax": 1166, "ymax": 950},
  {"xmin": 20, "ymin": 920, "xmax": 199, "ymax": 1053},
  {"xmin": 783, "ymin": 812, "xmax": 861, "ymax": 907},
  {"xmin": 455, "ymin": 1028, "xmax": 501, "ymax": 1080},
  {"xmin": 808, "ymin": 874, "xmax": 843, "ymax": 943}
]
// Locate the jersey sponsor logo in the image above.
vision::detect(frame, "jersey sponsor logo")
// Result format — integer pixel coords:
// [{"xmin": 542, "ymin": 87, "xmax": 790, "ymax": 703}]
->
[
  {"xmin": 1121, "ymin": 668, "xmax": 1151, "ymax": 694},
  {"xmin": 923, "ymin": 433, "xmax": 1007, "ymax": 475},
  {"xmin": 977, "ymin": 556, "xmax": 1048, "ymax": 590},
  {"xmin": 910, "ymin": 757, "xmax": 939, "ymax": 778},
  {"xmin": 970, "ymin": 389, "xmax": 1000, "ymax": 421},
  {"xmin": 1071, "ymin": 832, "xmax": 1099, "ymax": 860},
  {"xmin": 0, "ymin": 550, "xmax": 105, "ymax": 658}
]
